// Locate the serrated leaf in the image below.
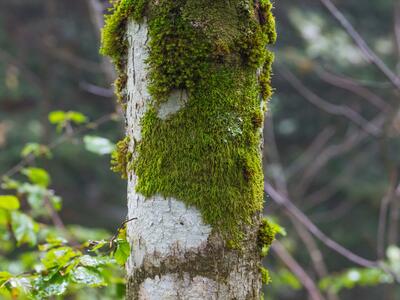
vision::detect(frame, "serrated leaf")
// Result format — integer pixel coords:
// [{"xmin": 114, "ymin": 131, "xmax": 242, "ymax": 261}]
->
[
  {"xmin": 79, "ymin": 255, "xmax": 111, "ymax": 267},
  {"xmin": 41, "ymin": 247, "xmax": 80, "ymax": 270},
  {"xmin": 70, "ymin": 266, "xmax": 106, "ymax": 287},
  {"xmin": 113, "ymin": 240, "xmax": 130, "ymax": 266},
  {"xmin": 0, "ymin": 195, "xmax": 20, "ymax": 210},
  {"xmin": 84, "ymin": 135, "xmax": 115, "ymax": 155},
  {"xmin": 33, "ymin": 273, "xmax": 69, "ymax": 298},
  {"xmin": 11, "ymin": 211, "xmax": 39, "ymax": 246},
  {"xmin": 21, "ymin": 168, "xmax": 50, "ymax": 188}
]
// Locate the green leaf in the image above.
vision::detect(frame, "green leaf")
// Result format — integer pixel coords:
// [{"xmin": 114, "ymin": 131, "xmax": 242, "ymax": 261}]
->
[
  {"xmin": 9, "ymin": 277, "xmax": 32, "ymax": 294},
  {"xmin": 0, "ymin": 195, "xmax": 20, "ymax": 210},
  {"xmin": 79, "ymin": 255, "xmax": 112, "ymax": 267},
  {"xmin": 11, "ymin": 211, "xmax": 39, "ymax": 246},
  {"xmin": 50, "ymin": 195, "xmax": 62, "ymax": 211},
  {"xmin": 41, "ymin": 247, "xmax": 80, "ymax": 270},
  {"xmin": 21, "ymin": 143, "xmax": 51, "ymax": 158},
  {"xmin": 48, "ymin": 111, "xmax": 67, "ymax": 125},
  {"xmin": 70, "ymin": 266, "xmax": 106, "ymax": 287},
  {"xmin": 18, "ymin": 183, "xmax": 46, "ymax": 212},
  {"xmin": 0, "ymin": 271, "xmax": 12, "ymax": 284},
  {"xmin": 33, "ymin": 273, "xmax": 69, "ymax": 298},
  {"xmin": 48, "ymin": 110, "xmax": 87, "ymax": 132},
  {"xmin": 1, "ymin": 177, "xmax": 21, "ymax": 190},
  {"xmin": 113, "ymin": 240, "xmax": 130, "ymax": 266},
  {"xmin": 21, "ymin": 168, "xmax": 50, "ymax": 188},
  {"xmin": 319, "ymin": 267, "xmax": 393, "ymax": 293},
  {"xmin": 84, "ymin": 135, "xmax": 115, "ymax": 155},
  {"xmin": 67, "ymin": 111, "xmax": 87, "ymax": 124}
]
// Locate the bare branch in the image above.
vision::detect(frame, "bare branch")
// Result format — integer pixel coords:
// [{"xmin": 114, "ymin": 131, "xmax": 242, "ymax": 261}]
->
[
  {"xmin": 286, "ymin": 127, "xmax": 336, "ymax": 180},
  {"xmin": 278, "ymin": 66, "xmax": 381, "ymax": 136},
  {"xmin": 271, "ymin": 241, "xmax": 325, "ymax": 300},
  {"xmin": 315, "ymin": 67, "xmax": 390, "ymax": 112},
  {"xmin": 265, "ymin": 182, "xmax": 379, "ymax": 268},
  {"xmin": 318, "ymin": 0, "xmax": 400, "ymax": 92}
]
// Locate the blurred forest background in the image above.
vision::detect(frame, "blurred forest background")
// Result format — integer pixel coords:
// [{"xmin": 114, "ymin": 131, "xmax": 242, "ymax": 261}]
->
[{"xmin": 1, "ymin": 0, "xmax": 400, "ymax": 299}]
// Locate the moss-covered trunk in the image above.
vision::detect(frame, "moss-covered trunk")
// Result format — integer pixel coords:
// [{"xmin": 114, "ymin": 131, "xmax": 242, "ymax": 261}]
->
[{"xmin": 101, "ymin": 0, "xmax": 276, "ymax": 298}]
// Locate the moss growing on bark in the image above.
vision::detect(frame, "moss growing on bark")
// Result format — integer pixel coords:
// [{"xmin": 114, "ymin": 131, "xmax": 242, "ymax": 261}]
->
[
  {"xmin": 134, "ymin": 67, "xmax": 264, "ymax": 242},
  {"xmin": 101, "ymin": 0, "xmax": 276, "ymax": 244},
  {"xmin": 111, "ymin": 137, "xmax": 132, "ymax": 179},
  {"xmin": 100, "ymin": 0, "xmax": 147, "ymax": 106}
]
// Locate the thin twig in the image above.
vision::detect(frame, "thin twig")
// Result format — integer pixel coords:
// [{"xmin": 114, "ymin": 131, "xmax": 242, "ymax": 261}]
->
[
  {"xmin": 278, "ymin": 66, "xmax": 381, "ymax": 136},
  {"xmin": 318, "ymin": 0, "xmax": 400, "ymax": 92},
  {"xmin": 271, "ymin": 241, "xmax": 325, "ymax": 300},
  {"xmin": 265, "ymin": 182, "xmax": 379, "ymax": 268}
]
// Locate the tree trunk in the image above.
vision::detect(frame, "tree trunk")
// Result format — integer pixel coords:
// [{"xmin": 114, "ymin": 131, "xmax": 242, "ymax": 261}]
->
[{"xmin": 101, "ymin": 1, "xmax": 276, "ymax": 299}]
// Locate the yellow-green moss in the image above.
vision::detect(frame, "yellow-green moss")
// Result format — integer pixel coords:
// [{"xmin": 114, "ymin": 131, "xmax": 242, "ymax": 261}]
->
[
  {"xmin": 111, "ymin": 137, "xmax": 132, "ymax": 179},
  {"xmin": 101, "ymin": 0, "xmax": 276, "ymax": 244},
  {"xmin": 258, "ymin": 217, "xmax": 278, "ymax": 256},
  {"xmin": 100, "ymin": 0, "xmax": 147, "ymax": 106},
  {"xmin": 134, "ymin": 67, "xmax": 264, "ymax": 242}
]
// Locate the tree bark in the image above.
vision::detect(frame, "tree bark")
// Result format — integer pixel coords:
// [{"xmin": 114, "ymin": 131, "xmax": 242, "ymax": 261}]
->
[{"xmin": 101, "ymin": 1, "xmax": 276, "ymax": 299}]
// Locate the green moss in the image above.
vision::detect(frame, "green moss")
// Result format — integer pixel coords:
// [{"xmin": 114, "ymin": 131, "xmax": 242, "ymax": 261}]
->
[
  {"xmin": 111, "ymin": 137, "xmax": 132, "ymax": 179},
  {"xmin": 101, "ymin": 0, "xmax": 277, "ymax": 244},
  {"xmin": 258, "ymin": 217, "xmax": 277, "ymax": 256},
  {"xmin": 145, "ymin": 1, "xmax": 211, "ymax": 100},
  {"xmin": 100, "ymin": 0, "xmax": 147, "ymax": 106},
  {"xmin": 134, "ymin": 67, "xmax": 264, "ymax": 242},
  {"xmin": 260, "ymin": 266, "xmax": 271, "ymax": 284}
]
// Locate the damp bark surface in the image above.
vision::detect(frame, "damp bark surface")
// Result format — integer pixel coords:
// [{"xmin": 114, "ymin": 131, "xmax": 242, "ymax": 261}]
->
[{"xmin": 101, "ymin": 0, "xmax": 276, "ymax": 299}]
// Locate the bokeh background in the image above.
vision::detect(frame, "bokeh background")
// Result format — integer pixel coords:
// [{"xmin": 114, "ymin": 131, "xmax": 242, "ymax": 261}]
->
[{"xmin": 1, "ymin": 0, "xmax": 400, "ymax": 299}]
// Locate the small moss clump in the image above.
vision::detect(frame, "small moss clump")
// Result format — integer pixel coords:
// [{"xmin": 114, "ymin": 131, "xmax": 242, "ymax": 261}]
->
[
  {"xmin": 260, "ymin": 266, "xmax": 272, "ymax": 284},
  {"xmin": 258, "ymin": 218, "xmax": 278, "ymax": 256},
  {"xmin": 111, "ymin": 137, "xmax": 132, "ymax": 179},
  {"xmin": 101, "ymin": 0, "xmax": 276, "ymax": 245}
]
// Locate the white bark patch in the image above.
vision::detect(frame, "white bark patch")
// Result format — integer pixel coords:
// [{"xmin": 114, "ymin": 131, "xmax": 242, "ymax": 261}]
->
[
  {"xmin": 139, "ymin": 274, "xmax": 228, "ymax": 300},
  {"xmin": 125, "ymin": 20, "xmax": 211, "ymax": 274},
  {"xmin": 157, "ymin": 89, "xmax": 188, "ymax": 120},
  {"xmin": 126, "ymin": 21, "xmax": 151, "ymax": 143}
]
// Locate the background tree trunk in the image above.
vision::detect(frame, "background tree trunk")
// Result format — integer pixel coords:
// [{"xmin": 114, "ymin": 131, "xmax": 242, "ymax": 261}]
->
[{"xmin": 101, "ymin": 1, "xmax": 276, "ymax": 299}]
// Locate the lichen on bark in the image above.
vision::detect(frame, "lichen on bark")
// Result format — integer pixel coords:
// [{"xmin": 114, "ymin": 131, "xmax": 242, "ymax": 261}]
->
[{"xmin": 101, "ymin": 0, "xmax": 276, "ymax": 245}]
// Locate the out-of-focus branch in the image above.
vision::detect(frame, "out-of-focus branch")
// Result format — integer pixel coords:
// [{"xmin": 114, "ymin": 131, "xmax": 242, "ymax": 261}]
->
[
  {"xmin": 286, "ymin": 127, "xmax": 336, "ymax": 180},
  {"xmin": 293, "ymin": 127, "xmax": 367, "ymax": 197},
  {"xmin": 265, "ymin": 182, "xmax": 379, "ymax": 268},
  {"xmin": 315, "ymin": 67, "xmax": 390, "ymax": 112},
  {"xmin": 278, "ymin": 66, "xmax": 381, "ymax": 136},
  {"xmin": 318, "ymin": 0, "xmax": 400, "ymax": 92},
  {"xmin": 80, "ymin": 81, "xmax": 114, "ymax": 98},
  {"xmin": 271, "ymin": 241, "xmax": 325, "ymax": 300},
  {"xmin": 395, "ymin": 2, "xmax": 400, "ymax": 58},
  {"xmin": 377, "ymin": 171, "xmax": 397, "ymax": 259},
  {"xmin": 304, "ymin": 144, "xmax": 378, "ymax": 209},
  {"xmin": 0, "ymin": 49, "xmax": 45, "ymax": 98},
  {"xmin": 265, "ymin": 117, "xmax": 337, "ymax": 300},
  {"xmin": 388, "ymin": 183, "xmax": 400, "ymax": 247}
]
